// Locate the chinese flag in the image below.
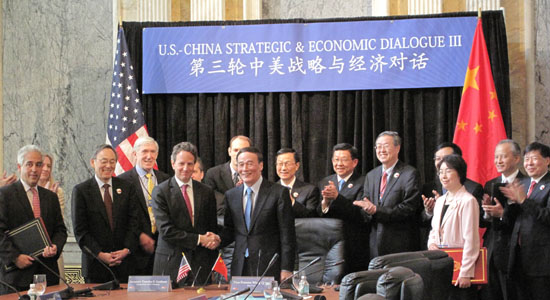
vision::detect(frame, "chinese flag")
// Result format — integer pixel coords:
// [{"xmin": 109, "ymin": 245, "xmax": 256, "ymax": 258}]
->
[
  {"xmin": 212, "ymin": 254, "xmax": 228, "ymax": 281},
  {"xmin": 453, "ymin": 18, "xmax": 507, "ymax": 187}
]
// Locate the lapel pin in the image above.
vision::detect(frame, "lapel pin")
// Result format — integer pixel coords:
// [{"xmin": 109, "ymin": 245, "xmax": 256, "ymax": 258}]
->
[
  {"xmin": 540, "ymin": 185, "xmax": 545, "ymax": 191},
  {"xmin": 348, "ymin": 183, "xmax": 353, "ymax": 189},
  {"xmin": 116, "ymin": 188, "xmax": 122, "ymax": 194},
  {"xmin": 293, "ymin": 192, "xmax": 299, "ymax": 198},
  {"xmin": 394, "ymin": 173, "xmax": 400, "ymax": 178}
]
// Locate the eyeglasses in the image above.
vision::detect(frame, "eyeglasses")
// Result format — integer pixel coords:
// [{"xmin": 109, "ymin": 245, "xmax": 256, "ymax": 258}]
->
[
  {"xmin": 374, "ymin": 144, "xmax": 392, "ymax": 150},
  {"xmin": 332, "ymin": 158, "xmax": 351, "ymax": 164},
  {"xmin": 276, "ymin": 161, "xmax": 296, "ymax": 168},
  {"xmin": 438, "ymin": 169, "xmax": 455, "ymax": 176}
]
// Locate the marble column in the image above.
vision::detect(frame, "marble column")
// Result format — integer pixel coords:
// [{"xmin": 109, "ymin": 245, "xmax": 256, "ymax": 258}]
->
[
  {"xmin": 262, "ymin": 0, "xmax": 371, "ymax": 19},
  {"xmin": 2, "ymin": 0, "xmax": 113, "ymax": 266},
  {"xmin": 534, "ymin": 0, "xmax": 550, "ymax": 143}
]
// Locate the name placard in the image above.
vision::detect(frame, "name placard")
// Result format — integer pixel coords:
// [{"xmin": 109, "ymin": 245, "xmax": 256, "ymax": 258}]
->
[
  {"xmin": 127, "ymin": 275, "xmax": 172, "ymax": 292},
  {"xmin": 230, "ymin": 276, "xmax": 274, "ymax": 294},
  {"xmin": 38, "ymin": 292, "xmax": 61, "ymax": 300}
]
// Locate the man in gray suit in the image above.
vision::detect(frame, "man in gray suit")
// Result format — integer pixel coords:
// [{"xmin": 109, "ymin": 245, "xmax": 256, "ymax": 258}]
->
[
  {"xmin": 354, "ymin": 131, "xmax": 422, "ymax": 258},
  {"xmin": 118, "ymin": 137, "xmax": 170, "ymax": 275}
]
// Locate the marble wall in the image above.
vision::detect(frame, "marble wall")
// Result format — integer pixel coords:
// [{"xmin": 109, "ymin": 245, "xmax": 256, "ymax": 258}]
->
[
  {"xmin": 535, "ymin": 0, "xmax": 550, "ymax": 144},
  {"xmin": 2, "ymin": 0, "xmax": 112, "ymax": 263},
  {"xmin": 263, "ymin": 0, "xmax": 371, "ymax": 19}
]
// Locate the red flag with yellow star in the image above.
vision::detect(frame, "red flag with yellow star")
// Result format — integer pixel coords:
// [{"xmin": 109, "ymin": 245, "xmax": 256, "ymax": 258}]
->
[{"xmin": 453, "ymin": 18, "xmax": 506, "ymax": 186}]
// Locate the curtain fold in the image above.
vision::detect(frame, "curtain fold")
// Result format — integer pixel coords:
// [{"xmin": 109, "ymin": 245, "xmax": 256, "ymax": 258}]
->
[{"xmin": 123, "ymin": 11, "xmax": 510, "ymax": 185}]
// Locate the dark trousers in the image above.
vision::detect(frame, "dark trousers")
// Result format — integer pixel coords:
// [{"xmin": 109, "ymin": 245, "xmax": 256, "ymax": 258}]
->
[
  {"xmin": 448, "ymin": 284, "xmax": 478, "ymax": 300},
  {"xmin": 241, "ymin": 257, "xmax": 255, "ymax": 277},
  {"xmin": 479, "ymin": 257, "xmax": 514, "ymax": 300},
  {"xmin": 512, "ymin": 250, "xmax": 550, "ymax": 300}
]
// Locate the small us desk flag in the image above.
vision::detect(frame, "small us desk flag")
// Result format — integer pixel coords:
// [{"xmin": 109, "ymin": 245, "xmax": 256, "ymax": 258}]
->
[
  {"xmin": 177, "ymin": 252, "xmax": 192, "ymax": 283},
  {"xmin": 107, "ymin": 26, "xmax": 151, "ymax": 175}
]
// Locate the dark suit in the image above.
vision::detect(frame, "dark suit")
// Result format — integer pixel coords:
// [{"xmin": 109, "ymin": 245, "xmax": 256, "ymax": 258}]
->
[
  {"xmin": 480, "ymin": 172, "xmax": 524, "ymax": 300},
  {"xmin": 318, "ymin": 172, "xmax": 369, "ymax": 272},
  {"xmin": 152, "ymin": 178, "xmax": 218, "ymax": 285},
  {"xmin": 221, "ymin": 179, "xmax": 295, "ymax": 281},
  {"xmin": 361, "ymin": 161, "xmax": 422, "ymax": 258},
  {"xmin": 204, "ymin": 162, "xmax": 235, "ymax": 218},
  {"xmin": 278, "ymin": 179, "xmax": 320, "ymax": 218},
  {"xmin": 71, "ymin": 177, "xmax": 139, "ymax": 283},
  {"xmin": 505, "ymin": 173, "xmax": 550, "ymax": 300},
  {"xmin": 0, "ymin": 181, "xmax": 67, "ymax": 293},
  {"xmin": 117, "ymin": 167, "xmax": 169, "ymax": 275},
  {"xmin": 419, "ymin": 177, "xmax": 484, "ymax": 250}
]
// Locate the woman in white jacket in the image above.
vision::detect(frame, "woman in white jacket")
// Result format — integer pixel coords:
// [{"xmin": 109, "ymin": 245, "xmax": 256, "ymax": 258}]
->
[{"xmin": 428, "ymin": 154, "xmax": 479, "ymax": 300}]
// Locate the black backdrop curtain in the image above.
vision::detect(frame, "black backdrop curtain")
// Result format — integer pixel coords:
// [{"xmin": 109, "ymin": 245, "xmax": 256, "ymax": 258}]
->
[{"xmin": 123, "ymin": 11, "xmax": 510, "ymax": 185}]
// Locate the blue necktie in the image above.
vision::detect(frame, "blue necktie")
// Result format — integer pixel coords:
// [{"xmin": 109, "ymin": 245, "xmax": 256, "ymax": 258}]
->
[
  {"xmin": 244, "ymin": 187, "xmax": 252, "ymax": 257},
  {"xmin": 338, "ymin": 179, "xmax": 345, "ymax": 191}
]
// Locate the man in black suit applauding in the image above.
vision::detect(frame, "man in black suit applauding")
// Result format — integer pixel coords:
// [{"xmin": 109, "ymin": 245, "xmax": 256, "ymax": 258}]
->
[
  {"xmin": 72, "ymin": 144, "xmax": 139, "ymax": 283},
  {"xmin": 220, "ymin": 147, "xmax": 295, "ymax": 281},
  {"xmin": 480, "ymin": 139, "xmax": 524, "ymax": 300},
  {"xmin": 353, "ymin": 131, "xmax": 422, "ymax": 258},
  {"xmin": 118, "ymin": 137, "xmax": 170, "ymax": 275},
  {"xmin": 276, "ymin": 148, "xmax": 319, "ymax": 218},
  {"xmin": 319, "ymin": 143, "xmax": 368, "ymax": 272},
  {"xmin": 0, "ymin": 145, "xmax": 67, "ymax": 294},
  {"xmin": 204, "ymin": 135, "xmax": 251, "ymax": 216},
  {"xmin": 501, "ymin": 142, "xmax": 550, "ymax": 300},
  {"xmin": 152, "ymin": 142, "xmax": 219, "ymax": 286}
]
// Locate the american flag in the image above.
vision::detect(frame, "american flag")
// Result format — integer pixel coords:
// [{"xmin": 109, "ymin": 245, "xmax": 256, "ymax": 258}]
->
[
  {"xmin": 177, "ymin": 252, "xmax": 192, "ymax": 283},
  {"xmin": 107, "ymin": 27, "xmax": 150, "ymax": 175}
]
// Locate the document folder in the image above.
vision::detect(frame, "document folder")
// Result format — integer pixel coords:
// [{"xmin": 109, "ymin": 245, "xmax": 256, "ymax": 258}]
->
[{"xmin": 4, "ymin": 217, "xmax": 52, "ymax": 272}]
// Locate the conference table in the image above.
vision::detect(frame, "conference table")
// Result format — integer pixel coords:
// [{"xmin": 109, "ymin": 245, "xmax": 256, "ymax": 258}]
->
[{"xmin": 0, "ymin": 284, "xmax": 340, "ymax": 299}]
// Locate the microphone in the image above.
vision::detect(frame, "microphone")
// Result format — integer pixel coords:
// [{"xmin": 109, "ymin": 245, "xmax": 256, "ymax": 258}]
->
[
  {"xmin": 0, "ymin": 278, "xmax": 30, "ymax": 300},
  {"xmin": 280, "ymin": 256, "xmax": 322, "ymax": 286},
  {"xmin": 304, "ymin": 259, "xmax": 345, "ymax": 277},
  {"xmin": 33, "ymin": 256, "xmax": 93, "ymax": 299},
  {"xmin": 243, "ymin": 253, "xmax": 279, "ymax": 300},
  {"xmin": 82, "ymin": 246, "xmax": 121, "ymax": 290},
  {"xmin": 220, "ymin": 287, "xmax": 250, "ymax": 300},
  {"xmin": 256, "ymin": 249, "xmax": 262, "ymax": 277}
]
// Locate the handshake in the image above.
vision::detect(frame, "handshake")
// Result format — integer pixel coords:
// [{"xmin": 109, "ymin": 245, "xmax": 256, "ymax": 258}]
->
[{"xmin": 199, "ymin": 232, "xmax": 221, "ymax": 250}]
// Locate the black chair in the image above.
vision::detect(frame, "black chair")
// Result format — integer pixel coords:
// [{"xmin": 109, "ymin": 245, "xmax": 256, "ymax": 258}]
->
[
  {"xmin": 295, "ymin": 218, "xmax": 345, "ymax": 285},
  {"xmin": 368, "ymin": 250, "xmax": 453, "ymax": 300},
  {"xmin": 340, "ymin": 266, "xmax": 423, "ymax": 300}
]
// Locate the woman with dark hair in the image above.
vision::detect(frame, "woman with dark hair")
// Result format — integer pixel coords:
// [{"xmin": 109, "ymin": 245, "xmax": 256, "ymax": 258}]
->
[{"xmin": 428, "ymin": 154, "xmax": 479, "ymax": 300}]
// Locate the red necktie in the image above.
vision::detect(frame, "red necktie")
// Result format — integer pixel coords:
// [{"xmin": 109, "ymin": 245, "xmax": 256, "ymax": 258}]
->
[
  {"xmin": 103, "ymin": 184, "xmax": 114, "ymax": 231},
  {"xmin": 31, "ymin": 187, "xmax": 40, "ymax": 218},
  {"xmin": 527, "ymin": 181, "xmax": 537, "ymax": 197},
  {"xmin": 380, "ymin": 172, "xmax": 388, "ymax": 199},
  {"xmin": 181, "ymin": 184, "xmax": 193, "ymax": 225}
]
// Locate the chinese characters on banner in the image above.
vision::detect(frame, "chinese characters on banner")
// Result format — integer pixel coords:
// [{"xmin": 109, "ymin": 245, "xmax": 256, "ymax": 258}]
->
[{"xmin": 142, "ymin": 17, "xmax": 477, "ymax": 94}]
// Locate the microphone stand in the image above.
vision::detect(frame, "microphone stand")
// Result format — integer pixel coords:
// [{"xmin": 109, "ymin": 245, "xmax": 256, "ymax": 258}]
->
[
  {"xmin": 0, "ymin": 278, "xmax": 30, "ymax": 300},
  {"xmin": 279, "ymin": 256, "xmax": 322, "ymax": 287},
  {"xmin": 33, "ymin": 256, "xmax": 93, "ymax": 299},
  {"xmin": 243, "ymin": 253, "xmax": 279, "ymax": 300}
]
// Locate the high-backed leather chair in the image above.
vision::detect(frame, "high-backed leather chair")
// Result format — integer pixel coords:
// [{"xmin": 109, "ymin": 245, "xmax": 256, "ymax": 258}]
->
[
  {"xmin": 295, "ymin": 218, "xmax": 345, "ymax": 285},
  {"xmin": 340, "ymin": 266, "xmax": 423, "ymax": 300},
  {"xmin": 368, "ymin": 250, "xmax": 453, "ymax": 300}
]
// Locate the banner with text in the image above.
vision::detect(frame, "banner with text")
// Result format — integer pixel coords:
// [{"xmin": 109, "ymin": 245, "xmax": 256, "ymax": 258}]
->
[{"xmin": 142, "ymin": 17, "xmax": 477, "ymax": 94}]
